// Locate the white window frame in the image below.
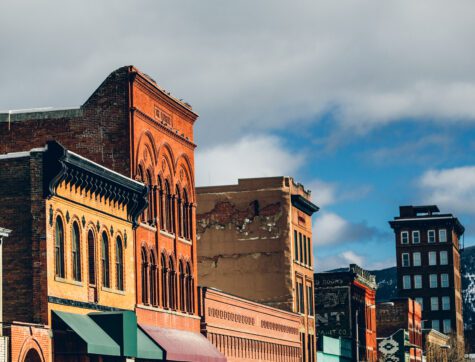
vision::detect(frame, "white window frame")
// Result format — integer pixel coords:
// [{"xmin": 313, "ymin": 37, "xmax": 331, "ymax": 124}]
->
[
  {"xmin": 403, "ymin": 275, "xmax": 411, "ymax": 289},
  {"xmin": 401, "ymin": 231, "xmax": 409, "ymax": 244},
  {"xmin": 441, "ymin": 273, "xmax": 449, "ymax": 288},
  {"xmin": 412, "ymin": 230, "xmax": 420, "ymax": 244},
  {"xmin": 439, "ymin": 229, "xmax": 447, "ymax": 243},
  {"xmin": 442, "ymin": 296, "xmax": 450, "ymax": 311},
  {"xmin": 431, "ymin": 297, "xmax": 439, "ymax": 311},
  {"xmin": 429, "ymin": 274, "xmax": 438, "ymax": 288},
  {"xmin": 402, "ymin": 253, "xmax": 410, "ymax": 267},
  {"xmin": 414, "ymin": 275, "xmax": 422, "ymax": 289},
  {"xmin": 428, "ymin": 230, "xmax": 436, "ymax": 243},
  {"xmin": 428, "ymin": 251, "xmax": 437, "ymax": 266},
  {"xmin": 413, "ymin": 252, "xmax": 421, "ymax": 267},
  {"xmin": 440, "ymin": 251, "xmax": 448, "ymax": 265}
]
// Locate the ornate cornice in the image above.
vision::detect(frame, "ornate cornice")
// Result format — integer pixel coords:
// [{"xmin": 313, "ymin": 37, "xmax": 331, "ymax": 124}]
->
[
  {"xmin": 133, "ymin": 108, "xmax": 197, "ymax": 149},
  {"xmin": 43, "ymin": 141, "xmax": 148, "ymax": 228},
  {"xmin": 291, "ymin": 194, "xmax": 319, "ymax": 216}
]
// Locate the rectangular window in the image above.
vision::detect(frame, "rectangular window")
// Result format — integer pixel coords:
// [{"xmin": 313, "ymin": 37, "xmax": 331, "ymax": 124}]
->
[
  {"xmin": 439, "ymin": 229, "xmax": 447, "ymax": 243},
  {"xmin": 428, "ymin": 230, "xmax": 436, "ymax": 243},
  {"xmin": 303, "ymin": 235, "xmax": 308, "ymax": 265},
  {"xmin": 307, "ymin": 236, "xmax": 312, "ymax": 267},
  {"xmin": 401, "ymin": 231, "xmax": 409, "ymax": 244},
  {"xmin": 443, "ymin": 319, "xmax": 451, "ymax": 334},
  {"xmin": 440, "ymin": 251, "xmax": 448, "ymax": 265},
  {"xmin": 412, "ymin": 230, "xmax": 420, "ymax": 244},
  {"xmin": 414, "ymin": 275, "xmax": 422, "ymax": 289},
  {"xmin": 299, "ymin": 233, "xmax": 303, "ymax": 263},
  {"xmin": 429, "ymin": 251, "xmax": 437, "ymax": 266},
  {"xmin": 413, "ymin": 252, "xmax": 421, "ymax": 266},
  {"xmin": 441, "ymin": 273, "xmax": 449, "ymax": 288},
  {"xmin": 294, "ymin": 230, "xmax": 298, "ymax": 262},
  {"xmin": 432, "ymin": 320, "xmax": 440, "ymax": 331},
  {"xmin": 429, "ymin": 274, "xmax": 438, "ymax": 288},
  {"xmin": 415, "ymin": 297, "xmax": 424, "ymax": 311},
  {"xmin": 442, "ymin": 296, "xmax": 450, "ymax": 310},
  {"xmin": 299, "ymin": 282, "xmax": 305, "ymax": 314},
  {"xmin": 402, "ymin": 253, "xmax": 410, "ymax": 267},
  {"xmin": 403, "ymin": 275, "xmax": 411, "ymax": 289},
  {"xmin": 431, "ymin": 297, "xmax": 439, "ymax": 311},
  {"xmin": 307, "ymin": 285, "xmax": 314, "ymax": 316}
]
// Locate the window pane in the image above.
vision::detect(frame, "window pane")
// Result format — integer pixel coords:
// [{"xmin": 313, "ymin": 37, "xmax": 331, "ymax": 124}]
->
[
  {"xmin": 403, "ymin": 275, "xmax": 411, "ymax": 289},
  {"xmin": 442, "ymin": 296, "xmax": 450, "ymax": 310},
  {"xmin": 413, "ymin": 252, "xmax": 421, "ymax": 266},
  {"xmin": 412, "ymin": 231, "xmax": 420, "ymax": 244},
  {"xmin": 429, "ymin": 274, "xmax": 438, "ymax": 288},
  {"xmin": 414, "ymin": 275, "xmax": 422, "ymax": 289},
  {"xmin": 431, "ymin": 297, "xmax": 439, "ymax": 311},
  {"xmin": 432, "ymin": 320, "xmax": 440, "ymax": 331},
  {"xmin": 439, "ymin": 229, "xmax": 447, "ymax": 242},
  {"xmin": 428, "ymin": 230, "xmax": 436, "ymax": 243},
  {"xmin": 443, "ymin": 319, "xmax": 451, "ymax": 333},
  {"xmin": 294, "ymin": 230, "xmax": 298, "ymax": 262},
  {"xmin": 441, "ymin": 273, "xmax": 449, "ymax": 287},
  {"xmin": 415, "ymin": 297, "xmax": 424, "ymax": 311},
  {"xmin": 429, "ymin": 252, "xmax": 437, "ymax": 266},
  {"xmin": 72, "ymin": 223, "xmax": 81, "ymax": 281},
  {"xmin": 55, "ymin": 217, "xmax": 65, "ymax": 278},
  {"xmin": 440, "ymin": 251, "xmax": 448, "ymax": 265},
  {"xmin": 402, "ymin": 253, "xmax": 410, "ymax": 267},
  {"xmin": 401, "ymin": 231, "xmax": 409, "ymax": 244}
]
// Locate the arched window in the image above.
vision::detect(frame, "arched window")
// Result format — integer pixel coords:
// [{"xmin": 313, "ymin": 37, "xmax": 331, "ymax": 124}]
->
[
  {"xmin": 87, "ymin": 230, "xmax": 96, "ymax": 285},
  {"xmin": 165, "ymin": 180, "xmax": 173, "ymax": 233},
  {"xmin": 72, "ymin": 222, "xmax": 81, "ymax": 281},
  {"xmin": 146, "ymin": 170, "xmax": 155, "ymax": 225},
  {"xmin": 116, "ymin": 237, "xmax": 124, "ymax": 291},
  {"xmin": 101, "ymin": 232, "xmax": 110, "ymax": 288},
  {"xmin": 158, "ymin": 176, "xmax": 164, "ymax": 230},
  {"xmin": 137, "ymin": 166, "xmax": 146, "ymax": 223},
  {"xmin": 183, "ymin": 189, "xmax": 190, "ymax": 240},
  {"xmin": 55, "ymin": 216, "xmax": 65, "ymax": 278},
  {"xmin": 168, "ymin": 256, "xmax": 176, "ymax": 310},
  {"xmin": 176, "ymin": 186, "xmax": 183, "ymax": 237},
  {"xmin": 179, "ymin": 261, "xmax": 185, "ymax": 311},
  {"xmin": 141, "ymin": 247, "xmax": 149, "ymax": 304},
  {"xmin": 150, "ymin": 251, "xmax": 158, "ymax": 306},
  {"xmin": 161, "ymin": 253, "xmax": 168, "ymax": 308},
  {"xmin": 186, "ymin": 262, "xmax": 194, "ymax": 313}
]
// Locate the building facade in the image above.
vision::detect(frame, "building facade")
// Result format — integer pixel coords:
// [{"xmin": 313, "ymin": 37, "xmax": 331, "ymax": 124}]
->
[
  {"xmin": 376, "ymin": 298, "xmax": 422, "ymax": 361},
  {"xmin": 0, "ymin": 142, "xmax": 165, "ymax": 361},
  {"xmin": 314, "ymin": 264, "xmax": 378, "ymax": 362},
  {"xmin": 389, "ymin": 205, "xmax": 465, "ymax": 348},
  {"xmin": 199, "ymin": 287, "xmax": 301, "ymax": 361},
  {"xmin": 196, "ymin": 177, "xmax": 319, "ymax": 362},
  {"xmin": 423, "ymin": 329, "xmax": 450, "ymax": 362},
  {"xmin": 0, "ymin": 66, "xmax": 200, "ymax": 333}
]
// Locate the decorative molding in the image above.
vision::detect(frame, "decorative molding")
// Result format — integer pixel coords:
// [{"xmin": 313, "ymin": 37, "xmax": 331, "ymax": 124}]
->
[
  {"xmin": 43, "ymin": 141, "xmax": 148, "ymax": 228},
  {"xmin": 290, "ymin": 195, "xmax": 319, "ymax": 216},
  {"xmin": 48, "ymin": 296, "xmax": 125, "ymax": 312}
]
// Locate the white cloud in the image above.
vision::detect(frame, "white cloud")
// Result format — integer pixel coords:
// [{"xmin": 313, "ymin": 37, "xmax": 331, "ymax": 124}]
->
[
  {"xmin": 1, "ymin": 1, "xmax": 475, "ymax": 146},
  {"xmin": 195, "ymin": 135, "xmax": 304, "ymax": 186},
  {"xmin": 306, "ymin": 180, "xmax": 337, "ymax": 207},
  {"xmin": 315, "ymin": 250, "xmax": 365, "ymax": 272},
  {"xmin": 419, "ymin": 166, "xmax": 475, "ymax": 214},
  {"xmin": 313, "ymin": 212, "xmax": 382, "ymax": 246}
]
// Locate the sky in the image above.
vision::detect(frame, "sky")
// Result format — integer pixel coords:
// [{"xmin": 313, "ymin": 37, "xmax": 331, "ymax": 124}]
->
[{"xmin": 1, "ymin": 0, "xmax": 475, "ymax": 271}]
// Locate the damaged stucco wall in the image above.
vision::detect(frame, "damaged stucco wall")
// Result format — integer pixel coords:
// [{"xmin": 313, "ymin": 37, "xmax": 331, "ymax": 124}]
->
[{"xmin": 196, "ymin": 187, "xmax": 294, "ymax": 312}]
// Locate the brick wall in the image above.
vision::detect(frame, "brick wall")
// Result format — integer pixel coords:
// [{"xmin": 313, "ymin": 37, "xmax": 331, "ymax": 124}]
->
[{"xmin": 9, "ymin": 323, "xmax": 51, "ymax": 362}]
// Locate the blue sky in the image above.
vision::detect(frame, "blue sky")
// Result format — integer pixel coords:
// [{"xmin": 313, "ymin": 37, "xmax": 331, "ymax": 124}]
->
[{"xmin": 1, "ymin": 0, "xmax": 475, "ymax": 271}]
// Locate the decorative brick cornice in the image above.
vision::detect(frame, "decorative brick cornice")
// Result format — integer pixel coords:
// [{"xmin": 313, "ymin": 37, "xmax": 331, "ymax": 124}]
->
[
  {"xmin": 133, "ymin": 108, "xmax": 197, "ymax": 149},
  {"xmin": 43, "ymin": 140, "xmax": 148, "ymax": 228},
  {"xmin": 130, "ymin": 69, "xmax": 198, "ymax": 123}
]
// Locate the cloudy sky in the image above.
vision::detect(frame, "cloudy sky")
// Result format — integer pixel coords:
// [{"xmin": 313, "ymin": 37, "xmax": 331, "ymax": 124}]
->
[{"xmin": 1, "ymin": 0, "xmax": 475, "ymax": 271}]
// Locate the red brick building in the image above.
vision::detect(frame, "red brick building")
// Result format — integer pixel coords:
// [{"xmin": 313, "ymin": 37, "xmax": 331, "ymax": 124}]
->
[
  {"xmin": 314, "ymin": 264, "xmax": 378, "ymax": 362},
  {"xmin": 376, "ymin": 298, "xmax": 423, "ymax": 361},
  {"xmin": 0, "ymin": 66, "xmax": 200, "ymax": 332},
  {"xmin": 199, "ymin": 287, "xmax": 302, "ymax": 362}
]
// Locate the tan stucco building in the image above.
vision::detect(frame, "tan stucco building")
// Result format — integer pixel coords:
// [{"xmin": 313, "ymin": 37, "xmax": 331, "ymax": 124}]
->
[{"xmin": 196, "ymin": 177, "xmax": 319, "ymax": 362}]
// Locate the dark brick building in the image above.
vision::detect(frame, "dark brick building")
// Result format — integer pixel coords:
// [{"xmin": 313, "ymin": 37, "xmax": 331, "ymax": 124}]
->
[
  {"xmin": 376, "ymin": 298, "xmax": 422, "ymax": 361},
  {"xmin": 314, "ymin": 264, "xmax": 378, "ymax": 362},
  {"xmin": 389, "ymin": 205, "xmax": 465, "ymax": 349}
]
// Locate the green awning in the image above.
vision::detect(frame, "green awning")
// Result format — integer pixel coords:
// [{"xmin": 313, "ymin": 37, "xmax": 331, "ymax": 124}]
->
[
  {"xmin": 53, "ymin": 311, "xmax": 121, "ymax": 356},
  {"xmin": 137, "ymin": 327, "xmax": 165, "ymax": 360}
]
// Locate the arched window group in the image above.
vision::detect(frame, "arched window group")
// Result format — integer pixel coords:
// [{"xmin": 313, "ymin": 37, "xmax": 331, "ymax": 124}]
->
[
  {"xmin": 135, "ymin": 166, "xmax": 193, "ymax": 240},
  {"xmin": 53, "ymin": 214, "xmax": 125, "ymax": 292},
  {"xmin": 140, "ymin": 250, "xmax": 194, "ymax": 313}
]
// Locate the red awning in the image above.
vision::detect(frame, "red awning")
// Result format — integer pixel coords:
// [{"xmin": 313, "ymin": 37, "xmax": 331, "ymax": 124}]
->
[{"xmin": 139, "ymin": 324, "xmax": 227, "ymax": 362}]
